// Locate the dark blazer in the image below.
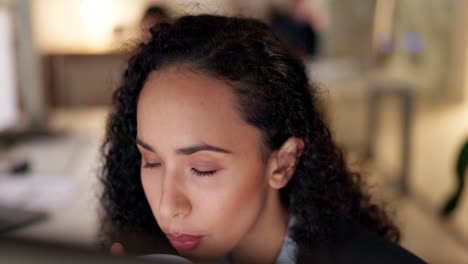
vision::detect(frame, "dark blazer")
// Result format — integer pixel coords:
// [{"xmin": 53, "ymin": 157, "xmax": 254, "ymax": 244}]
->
[{"xmin": 307, "ymin": 220, "xmax": 427, "ymax": 264}]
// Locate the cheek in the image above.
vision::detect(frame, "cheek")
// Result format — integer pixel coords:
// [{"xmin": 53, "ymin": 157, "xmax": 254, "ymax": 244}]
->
[
  {"xmin": 194, "ymin": 160, "xmax": 268, "ymax": 247},
  {"xmin": 219, "ymin": 165, "xmax": 267, "ymax": 214},
  {"xmin": 141, "ymin": 171, "xmax": 162, "ymax": 216}
]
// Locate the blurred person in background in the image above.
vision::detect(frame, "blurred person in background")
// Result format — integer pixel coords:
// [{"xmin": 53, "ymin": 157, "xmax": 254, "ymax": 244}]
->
[
  {"xmin": 270, "ymin": 0, "xmax": 328, "ymax": 58},
  {"xmin": 140, "ymin": 5, "xmax": 171, "ymax": 44},
  {"xmin": 99, "ymin": 14, "xmax": 426, "ymax": 264}
]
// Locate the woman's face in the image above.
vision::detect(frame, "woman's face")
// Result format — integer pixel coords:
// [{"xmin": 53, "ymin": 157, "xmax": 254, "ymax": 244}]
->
[{"xmin": 136, "ymin": 68, "xmax": 271, "ymax": 261}]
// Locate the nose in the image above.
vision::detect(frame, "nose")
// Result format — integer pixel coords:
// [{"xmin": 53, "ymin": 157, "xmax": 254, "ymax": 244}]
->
[{"xmin": 158, "ymin": 171, "xmax": 192, "ymax": 221}]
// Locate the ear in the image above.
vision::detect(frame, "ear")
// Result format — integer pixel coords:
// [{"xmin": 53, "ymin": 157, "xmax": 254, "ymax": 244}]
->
[{"xmin": 267, "ymin": 137, "xmax": 305, "ymax": 189}]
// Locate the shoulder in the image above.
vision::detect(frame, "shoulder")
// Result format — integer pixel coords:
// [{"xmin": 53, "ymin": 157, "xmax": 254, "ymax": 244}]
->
[{"xmin": 307, "ymin": 220, "xmax": 427, "ymax": 264}]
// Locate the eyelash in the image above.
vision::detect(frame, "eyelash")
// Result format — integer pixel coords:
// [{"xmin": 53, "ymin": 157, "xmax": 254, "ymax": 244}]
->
[
  {"xmin": 143, "ymin": 162, "xmax": 161, "ymax": 169},
  {"xmin": 143, "ymin": 163, "xmax": 216, "ymax": 177},
  {"xmin": 191, "ymin": 168, "xmax": 216, "ymax": 177}
]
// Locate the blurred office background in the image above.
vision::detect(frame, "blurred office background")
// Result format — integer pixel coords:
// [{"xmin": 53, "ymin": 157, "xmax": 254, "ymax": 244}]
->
[{"xmin": 0, "ymin": 0, "xmax": 467, "ymax": 263}]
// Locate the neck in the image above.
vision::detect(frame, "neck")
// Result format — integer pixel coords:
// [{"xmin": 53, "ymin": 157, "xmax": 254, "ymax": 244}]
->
[{"xmin": 229, "ymin": 189, "xmax": 289, "ymax": 264}]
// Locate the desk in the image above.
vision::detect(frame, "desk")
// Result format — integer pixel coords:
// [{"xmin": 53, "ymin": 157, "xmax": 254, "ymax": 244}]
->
[{"xmin": 6, "ymin": 107, "xmax": 109, "ymax": 248}]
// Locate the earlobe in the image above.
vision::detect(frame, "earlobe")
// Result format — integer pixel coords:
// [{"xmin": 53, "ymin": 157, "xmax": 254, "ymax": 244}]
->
[
  {"xmin": 269, "ymin": 167, "xmax": 292, "ymax": 189},
  {"xmin": 268, "ymin": 137, "xmax": 305, "ymax": 189}
]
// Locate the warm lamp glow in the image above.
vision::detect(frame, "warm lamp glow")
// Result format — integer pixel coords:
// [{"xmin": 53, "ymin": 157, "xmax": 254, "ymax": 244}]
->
[
  {"xmin": 31, "ymin": 0, "xmax": 235, "ymax": 54},
  {"xmin": 79, "ymin": 0, "xmax": 113, "ymax": 51},
  {"xmin": 31, "ymin": 0, "xmax": 145, "ymax": 54}
]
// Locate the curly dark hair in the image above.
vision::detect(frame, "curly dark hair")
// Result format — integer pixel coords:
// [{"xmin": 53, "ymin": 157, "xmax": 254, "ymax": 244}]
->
[{"xmin": 99, "ymin": 14, "xmax": 400, "ymax": 263}]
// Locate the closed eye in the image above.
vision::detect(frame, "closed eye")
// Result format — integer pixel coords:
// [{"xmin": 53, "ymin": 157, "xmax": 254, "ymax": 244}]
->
[
  {"xmin": 191, "ymin": 168, "xmax": 216, "ymax": 176},
  {"xmin": 143, "ymin": 162, "xmax": 161, "ymax": 169}
]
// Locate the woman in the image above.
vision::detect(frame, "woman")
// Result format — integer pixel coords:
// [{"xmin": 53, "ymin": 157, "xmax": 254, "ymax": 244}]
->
[{"xmin": 99, "ymin": 15, "xmax": 425, "ymax": 264}]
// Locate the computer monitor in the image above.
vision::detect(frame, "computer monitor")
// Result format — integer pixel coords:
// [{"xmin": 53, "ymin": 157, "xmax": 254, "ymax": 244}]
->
[
  {"xmin": 0, "ymin": 7, "xmax": 19, "ymax": 133},
  {"xmin": 0, "ymin": 1, "xmax": 52, "ymax": 148}
]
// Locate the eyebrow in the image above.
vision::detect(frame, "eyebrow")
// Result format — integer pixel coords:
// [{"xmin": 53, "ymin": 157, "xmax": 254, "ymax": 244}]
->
[
  {"xmin": 136, "ymin": 138, "xmax": 155, "ymax": 152},
  {"xmin": 136, "ymin": 138, "xmax": 232, "ymax": 155},
  {"xmin": 176, "ymin": 144, "xmax": 232, "ymax": 155}
]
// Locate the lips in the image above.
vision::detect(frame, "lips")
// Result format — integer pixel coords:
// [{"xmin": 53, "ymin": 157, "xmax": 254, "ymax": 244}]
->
[{"xmin": 166, "ymin": 233, "xmax": 204, "ymax": 251}]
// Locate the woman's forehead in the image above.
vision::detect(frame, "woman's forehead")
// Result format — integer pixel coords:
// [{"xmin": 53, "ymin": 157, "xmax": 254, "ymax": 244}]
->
[
  {"xmin": 141, "ymin": 69, "xmax": 234, "ymax": 106},
  {"xmin": 136, "ymin": 69, "xmax": 260, "ymax": 155},
  {"xmin": 138, "ymin": 68, "xmax": 241, "ymax": 126}
]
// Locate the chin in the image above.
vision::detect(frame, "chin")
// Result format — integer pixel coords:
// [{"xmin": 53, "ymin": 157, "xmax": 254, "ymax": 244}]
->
[{"xmin": 179, "ymin": 250, "xmax": 224, "ymax": 263}]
